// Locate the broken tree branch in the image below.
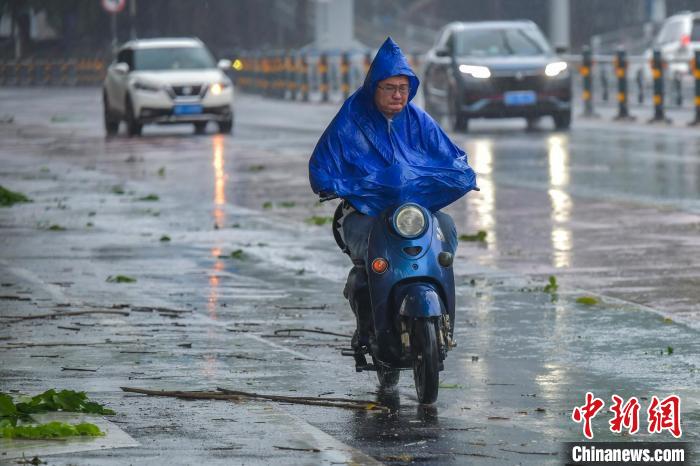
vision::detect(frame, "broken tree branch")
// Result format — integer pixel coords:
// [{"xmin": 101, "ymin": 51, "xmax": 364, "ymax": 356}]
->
[
  {"xmin": 273, "ymin": 328, "xmax": 352, "ymax": 338},
  {"xmin": 120, "ymin": 387, "xmax": 387, "ymax": 412},
  {"xmin": 0, "ymin": 310, "xmax": 130, "ymax": 321}
]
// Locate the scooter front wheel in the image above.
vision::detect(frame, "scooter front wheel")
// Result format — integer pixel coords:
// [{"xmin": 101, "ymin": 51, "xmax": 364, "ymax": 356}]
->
[{"xmin": 412, "ymin": 319, "xmax": 439, "ymax": 404}]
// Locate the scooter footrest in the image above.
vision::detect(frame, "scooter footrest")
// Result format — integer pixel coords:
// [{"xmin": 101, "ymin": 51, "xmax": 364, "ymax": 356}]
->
[{"xmin": 355, "ymin": 363, "xmax": 376, "ymax": 372}]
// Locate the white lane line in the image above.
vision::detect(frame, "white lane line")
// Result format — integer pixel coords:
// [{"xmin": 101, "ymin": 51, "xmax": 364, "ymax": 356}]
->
[
  {"xmin": 1, "ymin": 262, "xmax": 70, "ymax": 304},
  {"xmin": 245, "ymin": 403, "xmax": 384, "ymax": 466},
  {"xmin": 245, "ymin": 333, "xmax": 313, "ymax": 361}
]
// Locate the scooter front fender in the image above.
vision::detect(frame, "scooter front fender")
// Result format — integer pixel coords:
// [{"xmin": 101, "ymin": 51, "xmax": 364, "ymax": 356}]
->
[{"xmin": 397, "ymin": 283, "xmax": 444, "ymax": 318}]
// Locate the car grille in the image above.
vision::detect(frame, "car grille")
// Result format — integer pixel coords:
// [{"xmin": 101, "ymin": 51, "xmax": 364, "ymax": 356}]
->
[
  {"xmin": 170, "ymin": 85, "xmax": 204, "ymax": 97},
  {"xmin": 491, "ymin": 75, "xmax": 544, "ymax": 92}
]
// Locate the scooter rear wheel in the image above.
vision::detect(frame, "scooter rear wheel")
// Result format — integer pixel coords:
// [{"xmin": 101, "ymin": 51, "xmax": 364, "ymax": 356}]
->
[
  {"xmin": 412, "ymin": 319, "xmax": 439, "ymax": 404},
  {"xmin": 373, "ymin": 357, "xmax": 400, "ymax": 388}
]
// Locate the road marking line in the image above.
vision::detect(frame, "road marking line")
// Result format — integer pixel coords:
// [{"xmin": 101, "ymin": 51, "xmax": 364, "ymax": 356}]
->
[
  {"xmin": 245, "ymin": 402, "xmax": 383, "ymax": 465},
  {"xmin": 245, "ymin": 332, "xmax": 313, "ymax": 360}
]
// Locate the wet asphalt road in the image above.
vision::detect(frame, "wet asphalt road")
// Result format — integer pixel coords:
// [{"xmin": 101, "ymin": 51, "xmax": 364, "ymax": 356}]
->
[{"xmin": 0, "ymin": 88, "xmax": 698, "ymax": 465}]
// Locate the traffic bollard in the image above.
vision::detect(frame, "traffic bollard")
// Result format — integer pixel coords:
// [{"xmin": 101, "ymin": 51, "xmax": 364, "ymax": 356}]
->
[
  {"xmin": 649, "ymin": 49, "xmax": 670, "ymax": 123},
  {"xmin": 341, "ymin": 52, "xmax": 350, "ymax": 100},
  {"xmin": 673, "ymin": 73, "xmax": 682, "ymax": 107},
  {"xmin": 285, "ymin": 52, "xmax": 295, "ymax": 100},
  {"xmin": 301, "ymin": 53, "xmax": 309, "ymax": 102},
  {"xmin": 580, "ymin": 46, "xmax": 595, "ymax": 116},
  {"xmin": 319, "ymin": 53, "xmax": 329, "ymax": 103},
  {"xmin": 636, "ymin": 69, "xmax": 644, "ymax": 104},
  {"xmin": 691, "ymin": 50, "xmax": 700, "ymax": 125},
  {"xmin": 614, "ymin": 48, "xmax": 633, "ymax": 120},
  {"xmin": 601, "ymin": 67, "xmax": 609, "ymax": 102}
]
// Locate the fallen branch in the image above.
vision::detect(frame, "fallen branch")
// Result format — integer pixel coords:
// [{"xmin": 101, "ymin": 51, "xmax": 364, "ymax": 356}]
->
[
  {"xmin": 273, "ymin": 445, "xmax": 320, "ymax": 453},
  {"xmin": 130, "ymin": 306, "xmax": 191, "ymax": 314},
  {"xmin": 1, "ymin": 340, "xmax": 141, "ymax": 349},
  {"xmin": 0, "ymin": 295, "xmax": 31, "ymax": 301},
  {"xmin": 0, "ymin": 310, "xmax": 130, "ymax": 321},
  {"xmin": 216, "ymin": 387, "xmax": 384, "ymax": 408},
  {"xmin": 61, "ymin": 367, "xmax": 98, "ymax": 372},
  {"xmin": 120, "ymin": 387, "xmax": 387, "ymax": 412},
  {"xmin": 275, "ymin": 305, "xmax": 327, "ymax": 310},
  {"xmin": 499, "ymin": 449, "xmax": 558, "ymax": 456},
  {"xmin": 273, "ymin": 328, "xmax": 352, "ymax": 338}
]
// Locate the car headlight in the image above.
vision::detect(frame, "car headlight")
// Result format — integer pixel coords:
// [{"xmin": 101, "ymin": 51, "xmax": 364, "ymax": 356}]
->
[
  {"xmin": 209, "ymin": 81, "xmax": 231, "ymax": 96},
  {"xmin": 393, "ymin": 204, "xmax": 427, "ymax": 238},
  {"xmin": 545, "ymin": 61, "xmax": 568, "ymax": 77},
  {"xmin": 459, "ymin": 64, "xmax": 491, "ymax": 79}
]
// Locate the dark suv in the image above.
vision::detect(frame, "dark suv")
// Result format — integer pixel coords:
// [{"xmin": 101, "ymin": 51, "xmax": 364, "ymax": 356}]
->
[{"xmin": 423, "ymin": 21, "xmax": 572, "ymax": 131}]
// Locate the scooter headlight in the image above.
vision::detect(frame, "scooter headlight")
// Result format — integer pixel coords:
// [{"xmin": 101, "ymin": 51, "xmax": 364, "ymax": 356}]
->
[{"xmin": 393, "ymin": 204, "xmax": 427, "ymax": 238}]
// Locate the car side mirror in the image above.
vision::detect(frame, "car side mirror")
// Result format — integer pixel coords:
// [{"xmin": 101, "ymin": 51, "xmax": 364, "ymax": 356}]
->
[
  {"xmin": 217, "ymin": 59, "xmax": 232, "ymax": 70},
  {"xmin": 435, "ymin": 48, "xmax": 450, "ymax": 58},
  {"xmin": 113, "ymin": 62, "xmax": 129, "ymax": 74}
]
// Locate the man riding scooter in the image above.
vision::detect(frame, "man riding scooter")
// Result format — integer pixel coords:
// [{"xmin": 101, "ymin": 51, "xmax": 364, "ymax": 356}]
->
[{"xmin": 308, "ymin": 38, "xmax": 477, "ymax": 391}]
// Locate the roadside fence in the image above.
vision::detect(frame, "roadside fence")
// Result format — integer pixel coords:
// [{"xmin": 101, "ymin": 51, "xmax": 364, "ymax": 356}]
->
[
  {"xmin": 0, "ymin": 59, "xmax": 105, "ymax": 86},
  {"xmin": 2, "ymin": 47, "xmax": 699, "ymax": 126}
]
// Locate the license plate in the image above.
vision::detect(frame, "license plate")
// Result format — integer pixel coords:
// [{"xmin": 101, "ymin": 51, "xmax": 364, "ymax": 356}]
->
[
  {"xmin": 173, "ymin": 104, "xmax": 203, "ymax": 115},
  {"xmin": 504, "ymin": 91, "xmax": 536, "ymax": 106}
]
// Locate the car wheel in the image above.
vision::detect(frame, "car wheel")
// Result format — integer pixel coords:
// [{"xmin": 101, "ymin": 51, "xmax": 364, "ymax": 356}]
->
[
  {"xmin": 194, "ymin": 122, "xmax": 207, "ymax": 135},
  {"xmin": 526, "ymin": 117, "xmax": 540, "ymax": 131},
  {"xmin": 217, "ymin": 117, "xmax": 233, "ymax": 135},
  {"xmin": 125, "ymin": 96, "xmax": 142, "ymax": 137},
  {"xmin": 553, "ymin": 110, "xmax": 571, "ymax": 130},
  {"xmin": 448, "ymin": 92, "xmax": 467, "ymax": 132},
  {"xmin": 103, "ymin": 91, "xmax": 119, "ymax": 136}
]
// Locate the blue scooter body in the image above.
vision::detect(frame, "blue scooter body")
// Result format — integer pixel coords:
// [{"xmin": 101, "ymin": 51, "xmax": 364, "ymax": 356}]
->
[{"xmin": 366, "ymin": 204, "xmax": 456, "ymax": 366}]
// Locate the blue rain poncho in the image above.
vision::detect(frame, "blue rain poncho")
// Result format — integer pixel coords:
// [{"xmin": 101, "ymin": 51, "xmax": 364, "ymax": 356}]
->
[{"xmin": 309, "ymin": 37, "xmax": 477, "ymax": 216}]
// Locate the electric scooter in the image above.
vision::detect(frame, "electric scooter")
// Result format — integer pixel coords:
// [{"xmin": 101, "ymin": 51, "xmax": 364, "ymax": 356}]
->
[{"xmin": 324, "ymin": 195, "xmax": 457, "ymax": 404}]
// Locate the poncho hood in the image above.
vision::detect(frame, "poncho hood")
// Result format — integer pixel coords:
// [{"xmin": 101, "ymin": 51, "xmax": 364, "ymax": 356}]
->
[{"xmin": 309, "ymin": 37, "xmax": 477, "ymax": 216}]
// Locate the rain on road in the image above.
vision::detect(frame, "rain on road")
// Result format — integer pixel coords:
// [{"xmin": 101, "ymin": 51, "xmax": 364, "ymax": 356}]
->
[{"xmin": 0, "ymin": 88, "xmax": 698, "ymax": 464}]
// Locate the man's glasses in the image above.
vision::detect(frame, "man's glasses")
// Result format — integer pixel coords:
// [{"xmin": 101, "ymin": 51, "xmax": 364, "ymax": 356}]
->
[{"xmin": 377, "ymin": 84, "xmax": 410, "ymax": 95}]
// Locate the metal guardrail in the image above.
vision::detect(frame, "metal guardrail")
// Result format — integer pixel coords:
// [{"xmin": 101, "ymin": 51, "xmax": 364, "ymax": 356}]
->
[{"xmin": 0, "ymin": 59, "xmax": 105, "ymax": 86}]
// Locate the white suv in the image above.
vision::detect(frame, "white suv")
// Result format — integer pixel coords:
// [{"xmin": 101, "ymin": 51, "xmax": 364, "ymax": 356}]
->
[
  {"xmin": 103, "ymin": 37, "xmax": 234, "ymax": 136},
  {"xmin": 645, "ymin": 11, "xmax": 700, "ymax": 77}
]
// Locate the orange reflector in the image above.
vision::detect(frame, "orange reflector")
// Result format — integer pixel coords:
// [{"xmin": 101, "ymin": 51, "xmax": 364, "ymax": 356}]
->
[{"xmin": 371, "ymin": 258, "xmax": 388, "ymax": 274}]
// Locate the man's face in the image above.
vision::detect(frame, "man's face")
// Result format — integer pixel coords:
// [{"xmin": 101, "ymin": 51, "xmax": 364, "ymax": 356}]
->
[{"xmin": 374, "ymin": 75, "xmax": 410, "ymax": 118}]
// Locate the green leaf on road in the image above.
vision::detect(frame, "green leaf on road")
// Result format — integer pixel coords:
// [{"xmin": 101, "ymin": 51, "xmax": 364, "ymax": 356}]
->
[
  {"xmin": 47, "ymin": 225, "xmax": 66, "ymax": 231},
  {"xmin": 459, "ymin": 230, "xmax": 487, "ymax": 242},
  {"xmin": 439, "ymin": 383, "xmax": 463, "ymax": 389},
  {"xmin": 230, "ymin": 249, "xmax": 245, "ymax": 260},
  {"xmin": 667, "ymin": 346, "xmax": 674, "ymax": 355},
  {"xmin": 543, "ymin": 276, "xmax": 558, "ymax": 293},
  {"xmin": 106, "ymin": 275, "xmax": 136, "ymax": 283},
  {"xmin": 157, "ymin": 167, "xmax": 166, "ymax": 177},
  {"xmin": 262, "ymin": 201, "xmax": 273, "ymax": 209},
  {"xmin": 111, "ymin": 185, "xmax": 125, "ymax": 195},
  {"xmin": 0, "ymin": 186, "xmax": 31, "ymax": 207},
  {"xmin": 1, "ymin": 421, "xmax": 103, "ymax": 439},
  {"xmin": 248, "ymin": 164, "xmax": 266, "ymax": 172},
  {"xmin": 137, "ymin": 194, "xmax": 159, "ymax": 202},
  {"xmin": 160, "ymin": 235, "xmax": 171, "ymax": 242},
  {"xmin": 576, "ymin": 296, "xmax": 599, "ymax": 306},
  {"xmin": 278, "ymin": 201, "xmax": 296, "ymax": 208},
  {"xmin": 305, "ymin": 216, "xmax": 333, "ymax": 226}
]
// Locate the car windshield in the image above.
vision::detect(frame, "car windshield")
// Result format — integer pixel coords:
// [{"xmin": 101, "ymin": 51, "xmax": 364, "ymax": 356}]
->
[
  {"xmin": 692, "ymin": 19, "xmax": 700, "ymax": 42},
  {"xmin": 454, "ymin": 27, "xmax": 549, "ymax": 57},
  {"xmin": 133, "ymin": 46, "xmax": 216, "ymax": 71}
]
